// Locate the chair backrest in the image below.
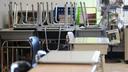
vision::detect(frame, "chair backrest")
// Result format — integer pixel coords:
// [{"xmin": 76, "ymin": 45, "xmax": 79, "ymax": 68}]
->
[
  {"xmin": 106, "ymin": 29, "xmax": 120, "ymax": 45},
  {"xmin": 28, "ymin": 36, "xmax": 41, "ymax": 65}
]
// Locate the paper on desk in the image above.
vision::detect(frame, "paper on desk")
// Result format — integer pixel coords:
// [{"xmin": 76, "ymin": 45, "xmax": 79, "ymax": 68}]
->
[
  {"xmin": 75, "ymin": 37, "xmax": 109, "ymax": 44},
  {"xmin": 86, "ymin": 38, "xmax": 97, "ymax": 43},
  {"xmin": 75, "ymin": 37, "xmax": 97, "ymax": 43},
  {"xmin": 97, "ymin": 37, "xmax": 109, "ymax": 43}
]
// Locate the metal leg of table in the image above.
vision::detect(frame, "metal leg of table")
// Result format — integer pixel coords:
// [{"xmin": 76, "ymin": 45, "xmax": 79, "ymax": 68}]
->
[
  {"xmin": 101, "ymin": 55, "xmax": 105, "ymax": 72},
  {"xmin": 6, "ymin": 41, "xmax": 9, "ymax": 72},
  {"xmin": 7, "ymin": 47, "xmax": 9, "ymax": 72},
  {"xmin": 1, "ymin": 45, "xmax": 3, "ymax": 72},
  {"xmin": 1, "ymin": 41, "xmax": 7, "ymax": 72},
  {"xmin": 12, "ymin": 48, "xmax": 14, "ymax": 63},
  {"xmin": 97, "ymin": 55, "xmax": 104, "ymax": 72},
  {"xmin": 16, "ymin": 49, "xmax": 19, "ymax": 60}
]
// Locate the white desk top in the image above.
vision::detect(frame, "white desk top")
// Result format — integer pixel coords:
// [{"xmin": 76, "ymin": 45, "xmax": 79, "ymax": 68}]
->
[
  {"xmin": 70, "ymin": 37, "xmax": 109, "ymax": 44},
  {"xmin": 38, "ymin": 51, "xmax": 100, "ymax": 64}
]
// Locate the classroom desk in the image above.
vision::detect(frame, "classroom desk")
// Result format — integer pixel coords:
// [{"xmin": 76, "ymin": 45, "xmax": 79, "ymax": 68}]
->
[
  {"xmin": 0, "ymin": 29, "xmax": 35, "ymax": 40},
  {"xmin": 0, "ymin": 29, "xmax": 35, "ymax": 72},
  {"xmin": 70, "ymin": 37, "xmax": 109, "ymax": 72},
  {"xmin": 29, "ymin": 51, "xmax": 100, "ymax": 72},
  {"xmin": 70, "ymin": 37, "xmax": 109, "ymax": 54},
  {"xmin": 38, "ymin": 51, "xmax": 100, "ymax": 64},
  {"xmin": 75, "ymin": 25, "xmax": 106, "ymax": 37}
]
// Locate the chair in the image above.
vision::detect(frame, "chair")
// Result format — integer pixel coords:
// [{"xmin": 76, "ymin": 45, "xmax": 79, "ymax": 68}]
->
[
  {"xmin": 106, "ymin": 29, "xmax": 120, "ymax": 53},
  {"xmin": 10, "ymin": 36, "xmax": 46, "ymax": 72},
  {"xmin": 28, "ymin": 36, "xmax": 42, "ymax": 66},
  {"xmin": 10, "ymin": 61, "xmax": 31, "ymax": 72}
]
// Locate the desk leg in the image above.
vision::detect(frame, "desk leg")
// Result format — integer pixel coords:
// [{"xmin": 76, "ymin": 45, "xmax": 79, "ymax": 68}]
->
[
  {"xmin": 12, "ymin": 48, "xmax": 14, "ymax": 63},
  {"xmin": 69, "ymin": 44, "xmax": 73, "ymax": 50},
  {"xmin": 7, "ymin": 48, "xmax": 9, "ymax": 72},
  {"xmin": 16, "ymin": 49, "xmax": 18, "ymax": 60},
  {"xmin": 1, "ymin": 46, "xmax": 3, "ymax": 72},
  {"xmin": 101, "ymin": 55, "xmax": 105, "ymax": 72}
]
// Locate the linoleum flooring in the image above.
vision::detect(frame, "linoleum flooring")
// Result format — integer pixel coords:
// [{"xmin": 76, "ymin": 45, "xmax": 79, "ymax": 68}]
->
[{"xmin": 105, "ymin": 63, "xmax": 128, "ymax": 72}]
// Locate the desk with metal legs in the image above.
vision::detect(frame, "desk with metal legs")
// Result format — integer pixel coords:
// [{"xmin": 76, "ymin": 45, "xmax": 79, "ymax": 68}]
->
[
  {"xmin": 70, "ymin": 37, "xmax": 109, "ymax": 72},
  {"xmin": 0, "ymin": 29, "xmax": 35, "ymax": 40},
  {"xmin": 70, "ymin": 37, "xmax": 109, "ymax": 54},
  {"xmin": 0, "ymin": 29, "xmax": 35, "ymax": 72},
  {"xmin": 29, "ymin": 51, "xmax": 100, "ymax": 72}
]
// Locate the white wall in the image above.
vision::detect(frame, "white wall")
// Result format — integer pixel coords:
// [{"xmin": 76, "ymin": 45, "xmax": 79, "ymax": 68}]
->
[
  {"xmin": 123, "ymin": 0, "xmax": 128, "ymax": 5},
  {"xmin": 0, "ymin": 0, "xmax": 8, "ymax": 28}
]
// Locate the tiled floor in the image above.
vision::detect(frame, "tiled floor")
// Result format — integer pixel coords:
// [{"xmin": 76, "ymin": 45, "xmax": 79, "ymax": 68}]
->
[
  {"xmin": 105, "ymin": 63, "xmax": 128, "ymax": 72},
  {"xmin": 105, "ymin": 57, "xmax": 128, "ymax": 72},
  {"xmin": 104, "ymin": 51, "xmax": 128, "ymax": 72}
]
